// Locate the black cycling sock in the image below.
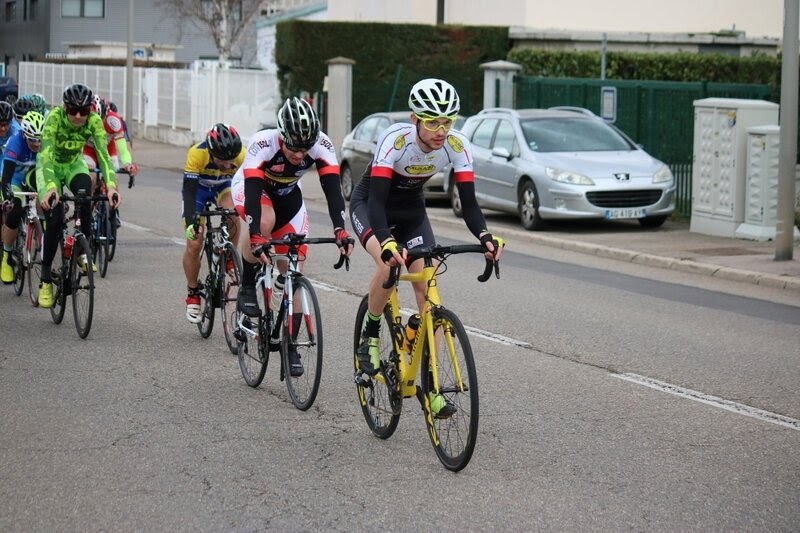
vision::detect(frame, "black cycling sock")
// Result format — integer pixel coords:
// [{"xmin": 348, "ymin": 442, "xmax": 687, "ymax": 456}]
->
[
  {"xmin": 364, "ymin": 311, "xmax": 381, "ymax": 337},
  {"xmin": 242, "ymin": 260, "xmax": 257, "ymax": 286}
]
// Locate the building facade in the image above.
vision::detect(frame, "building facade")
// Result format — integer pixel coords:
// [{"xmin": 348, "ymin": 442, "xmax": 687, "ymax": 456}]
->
[{"xmin": 0, "ymin": 0, "xmax": 250, "ymax": 78}]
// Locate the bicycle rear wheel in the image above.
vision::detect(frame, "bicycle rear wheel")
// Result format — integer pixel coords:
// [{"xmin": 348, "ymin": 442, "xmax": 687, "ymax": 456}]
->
[
  {"xmin": 197, "ymin": 247, "xmax": 215, "ymax": 338},
  {"xmin": 70, "ymin": 235, "xmax": 95, "ymax": 339},
  {"xmin": 220, "ymin": 242, "xmax": 242, "ymax": 355},
  {"xmin": 282, "ymin": 276, "xmax": 323, "ymax": 411},
  {"xmin": 420, "ymin": 307, "xmax": 479, "ymax": 472},
  {"xmin": 353, "ymin": 295, "xmax": 401, "ymax": 439},
  {"xmin": 50, "ymin": 240, "xmax": 67, "ymax": 324},
  {"xmin": 92, "ymin": 204, "xmax": 110, "ymax": 278},
  {"xmin": 237, "ymin": 288, "xmax": 269, "ymax": 387},
  {"xmin": 25, "ymin": 218, "xmax": 43, "ymax": 307},
  {"xmin": 12, "ymin": 228, "xmax": 25, "ymax": 296}
]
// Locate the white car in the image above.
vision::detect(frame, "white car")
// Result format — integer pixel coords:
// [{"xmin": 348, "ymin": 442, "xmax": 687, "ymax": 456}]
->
[{"xmin": 447, "ymin": 107, "xmax": 675, "ymax": 230}]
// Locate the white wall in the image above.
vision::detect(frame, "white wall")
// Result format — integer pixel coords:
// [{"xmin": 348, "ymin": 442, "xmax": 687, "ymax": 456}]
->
[{"xmin": 328, "ymin": 0, "xmax": 785, "ymax": 39}]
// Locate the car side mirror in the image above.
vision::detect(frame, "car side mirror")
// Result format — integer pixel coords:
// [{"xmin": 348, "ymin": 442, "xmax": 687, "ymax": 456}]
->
[{"xmin": 491, "ymin": 146, "xmax": 512, "ymax": 161}]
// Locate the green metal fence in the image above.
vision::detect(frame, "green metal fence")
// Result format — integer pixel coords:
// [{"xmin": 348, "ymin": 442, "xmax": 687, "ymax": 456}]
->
[{"xmin": 515, "ymin": 77, "xmax": 773, "ymax": 217}]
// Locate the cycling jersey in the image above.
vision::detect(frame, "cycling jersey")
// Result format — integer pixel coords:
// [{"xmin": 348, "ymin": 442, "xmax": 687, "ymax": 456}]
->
[
  {"xmin": 35, "ymin": 107, "xmax": 117, "ymax": 200},
  {"xmin": 1, "ymin": 130, "xmax": 38, "ymax": 189},
  {"xmin": 237, "ymin": 128, "xmax": 346, "ymax": 237},
  {"xmin": 0, "ymin": 121, "xmax": 21, "ymax": 153},
  {"xmin": 181, "ymin": 140, "xmax": 245, "ymax": 223},
  {"xmin": 350, "ymin": 123, "xmax": 487, "ymax": 244},
  {"xmin": 83, "ymin": 109, "xmax": 133, "ymax": 169}
]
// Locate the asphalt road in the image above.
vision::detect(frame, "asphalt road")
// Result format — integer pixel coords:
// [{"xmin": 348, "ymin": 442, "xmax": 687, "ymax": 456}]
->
[{"xmin": 1, "ymin": 166, "xmax": 798, "ymax": 532}]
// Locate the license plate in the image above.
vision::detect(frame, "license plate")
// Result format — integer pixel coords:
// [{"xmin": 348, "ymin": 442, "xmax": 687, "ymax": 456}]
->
[{"xmin": 604, "ymin": 208, "xmax": 646, "ymax": 220}]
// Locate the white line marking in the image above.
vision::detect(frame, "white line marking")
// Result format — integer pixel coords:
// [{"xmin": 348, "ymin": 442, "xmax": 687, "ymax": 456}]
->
[
  {"xmin": 613, "ymin": 373, "xmax": 800, "ymax": 431},
  {"xmin": 400, "ymin": 307, "xmax": 531, "ymax": 347}
]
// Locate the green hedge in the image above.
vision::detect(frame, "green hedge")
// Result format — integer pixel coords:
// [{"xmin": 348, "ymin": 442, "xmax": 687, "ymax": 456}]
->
[
  {"xmin": 275, "ymin": 20, "xmax": 510, "ymax": 125},
  {"xmin": 507, "ymin": 48, "xmax": 782, "ymax": 100}
]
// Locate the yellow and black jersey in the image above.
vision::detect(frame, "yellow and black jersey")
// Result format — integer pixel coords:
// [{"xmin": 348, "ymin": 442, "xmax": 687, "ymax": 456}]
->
[{"xmin": 183, "ymin": 141, "xmax": 245, "ymax": 187}]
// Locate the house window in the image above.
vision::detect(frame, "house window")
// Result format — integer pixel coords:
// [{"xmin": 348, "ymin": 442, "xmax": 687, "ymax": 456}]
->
[
  {"xmin": 61, "ymin": 0, "xmax": 104, "ymax": 18},
  {"xmin": 5, "ymin": 1, "xmax": 16, "ymax": 23},
  {"xmin": 28, "ymin": 0, "xmax": 37, "ymax": 20}
]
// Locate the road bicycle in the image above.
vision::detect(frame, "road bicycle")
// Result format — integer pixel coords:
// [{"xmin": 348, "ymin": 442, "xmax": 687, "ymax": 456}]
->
[
  {"xmin": 193, "ymin": 202, "xmax": 243, "ymax": 354},
  {"xmin": 91, "ymin": 167, "xmax": 132, "ymax": 274},
  {"xmin": 3, "ymin": 191, "xmax": 41, "ymax": 300},
  {"xmin": 235, "ymin": 233, "xmax": 352, "ymax": 411},
  {"xmin": 48, "ymin": 191, "xmax": 114, "ymax": 339},
  {"xmin": 353, "ymin": 243, "xmax": 500, "ymax": 471}
]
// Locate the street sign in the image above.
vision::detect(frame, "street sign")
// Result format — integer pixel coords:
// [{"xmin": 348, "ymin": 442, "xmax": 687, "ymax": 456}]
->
[{"xmin": 601, "ymin": 86, "xmax": 617, "ymax": 123}]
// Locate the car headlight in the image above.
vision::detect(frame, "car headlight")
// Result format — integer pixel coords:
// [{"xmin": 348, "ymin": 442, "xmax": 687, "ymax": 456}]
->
[
  {"xmin": 653, "ymin": 164, "xmax": 674, "ymax": 184},
  {"xmin": 546, "ymin": 167, "xmax": 594, "ymax": 185}
]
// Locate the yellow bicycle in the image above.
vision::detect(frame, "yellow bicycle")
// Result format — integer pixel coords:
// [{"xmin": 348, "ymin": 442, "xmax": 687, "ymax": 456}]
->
[{"xmin": 353, "ymin": 243, "xmax": 500, "ymax": 471}]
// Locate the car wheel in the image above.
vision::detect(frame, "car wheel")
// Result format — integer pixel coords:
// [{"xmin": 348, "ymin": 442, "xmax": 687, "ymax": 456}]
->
[
  {"xmin": 450, "ymin": 181, "xmax": 463, "ymax": 218},
  {"xmin": 341, "ymin": 164, "xmax": 353, "ymax": 201},
  {"xmin": 638, "ymin": 215, "xmax": 667, "ymax": 228},
  {"xmin": 518, "ymin": 180, "xmax": 547, "ymax": 231}
]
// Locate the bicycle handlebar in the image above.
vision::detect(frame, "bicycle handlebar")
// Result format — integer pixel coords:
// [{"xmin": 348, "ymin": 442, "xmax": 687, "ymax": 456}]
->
[
  {"xmin": 93, "ymin": 166, "xmax": 134, "ymax": 188},
  {"xmin": 251, "ymin": 233, "xmax": 355, "ymax": 271},
  {"xmin": 58, "ymin": 192, "xmax": 117, "ymax": 204},
  {"xmin": 196, "ymin": 207, "xmax": 239, "ymax": 218},
  {"xmin": 381, "ymin": 243, "xmax": 500, "ymax": 289}
]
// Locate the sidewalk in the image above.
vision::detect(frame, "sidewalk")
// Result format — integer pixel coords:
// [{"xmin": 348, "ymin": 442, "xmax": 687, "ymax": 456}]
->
[{"xmin": 133, "ymin": 138, "xmax": 800, "ymax": 293}]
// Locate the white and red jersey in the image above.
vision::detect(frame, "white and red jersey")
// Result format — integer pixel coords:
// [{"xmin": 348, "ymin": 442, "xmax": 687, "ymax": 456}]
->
[
  {"xmin": 83, "ymin": 110, "xmax": 132, "ymax": 168},
  {"xmin": 371, "ymin": 123, "xmax": 474, "ymax": 190},
  {"xmin": 231, "ymin": 128, "xmax": 339, "ymax": 205}
]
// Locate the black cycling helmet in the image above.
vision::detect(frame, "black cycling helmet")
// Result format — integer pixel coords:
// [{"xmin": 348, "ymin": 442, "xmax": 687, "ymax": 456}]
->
[
  {"xmin": 13, "ymin": 97, "xmax": 36, "ymax": 118},
  {"xmin": 0, "ymin": 101, "xmax": 13, "ymax": 122},
  {"xmin": 277, "ymin": 97, "xmax": 320, "ymax": 150},
  {"xmin": 206, "ymin": 123, "xmax": 242, "ymax": 160},
  {"xmin": 62, "ymin": 83, "xmax": 93, "ymax": 108}
]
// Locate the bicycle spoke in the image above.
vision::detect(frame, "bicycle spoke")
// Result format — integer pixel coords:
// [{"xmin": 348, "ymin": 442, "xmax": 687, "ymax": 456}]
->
[
  {"xmin": 70, "ymin": 235, "xmax": 95, "ymax": 339},
  {"xmin": 421, "ymin": 308, "xmax": 479, "ymax": 472},
  {"xmin": 353, "ymin": 295, "xmax": 401, "ymax": 439},
  {"xmin": 283, "ymin": 277, "xmax": 323, "ymax": 411}
]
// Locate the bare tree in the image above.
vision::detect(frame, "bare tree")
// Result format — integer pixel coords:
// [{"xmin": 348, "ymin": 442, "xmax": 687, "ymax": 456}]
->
[{"xmin": 155, "ymin": 0, "xmax": 263, "ymax": 67}]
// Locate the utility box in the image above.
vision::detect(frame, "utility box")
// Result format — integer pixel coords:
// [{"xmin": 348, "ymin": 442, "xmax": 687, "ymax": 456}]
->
[
  {"xmin": 735, "ymin": 125, "xmax": 800, "ymax": 241},
  {"xmin": 690, "ymin": 98, "xmax": 779, "ymax": 238},
  {"xmin": 736, "ymin": 125, "xmax": 780, "ymax": 241}
]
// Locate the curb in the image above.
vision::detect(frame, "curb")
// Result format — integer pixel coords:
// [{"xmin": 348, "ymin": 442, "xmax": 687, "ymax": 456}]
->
[{"xmin": 421, "ymin": 212, "xmax": 800, "ymax": 293}]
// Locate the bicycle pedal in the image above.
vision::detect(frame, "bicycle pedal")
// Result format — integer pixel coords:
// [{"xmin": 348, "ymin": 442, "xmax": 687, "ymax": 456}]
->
[{"xmin": 354, "ymin": 373, "xmax": 373, "ymax": 387}]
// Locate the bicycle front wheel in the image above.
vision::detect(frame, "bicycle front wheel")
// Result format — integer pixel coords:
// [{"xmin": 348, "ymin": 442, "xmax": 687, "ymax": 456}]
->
[
  {"xmin": 420, "ymin": 307, "xmax": 479, "ymax": 472},
  {"xmin": 25, "ymin": 218, "xmax": 43, "ymax": 307},
  {"xmin": 197, "ymin": 248, "xmax": 215, "ymax": 338},
  {"xmin": 282, "ymin": 276, "xmax": 323, "ymax": 411},
  {"xmin": 70, "ymin": 235, "xmax": 95, "ymax": 339},
  {"xmin": 220, "ymin": 242, "xmax": 243, "ymax": 355},
  {"xmin": 353, "ymin": 295, "xmax": 400, "ymax": 439},
  {"xmin": 50, "ymin": 239, "xmax": 67, "ymax": 324},
  {"xmin": 12, "ymin": 227, "xmax": 25, "ymax": 296}
]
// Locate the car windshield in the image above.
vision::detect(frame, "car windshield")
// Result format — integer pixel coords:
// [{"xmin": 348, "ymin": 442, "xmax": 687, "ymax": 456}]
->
[{"xmin": 521, "ymin": 117, "xmax": 634, "ymax": 153}]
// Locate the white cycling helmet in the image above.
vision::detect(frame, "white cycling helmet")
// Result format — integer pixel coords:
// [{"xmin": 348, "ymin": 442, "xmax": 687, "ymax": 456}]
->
[
  {"xmin": 408, "ymin": 78, "xmax": 460, "ymax": 118},
  {"xmin": 21, "ymin": 111, "xmax": 45, "ymax": 140}
]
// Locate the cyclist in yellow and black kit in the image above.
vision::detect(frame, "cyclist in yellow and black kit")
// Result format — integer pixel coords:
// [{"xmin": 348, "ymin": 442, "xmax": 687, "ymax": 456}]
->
[
  {"xmin": 349, "ymin": 78, "xmax": 504, "ymax": 383},
  {"xmin": 181, "ymin": 123, "xmax": 244, "ymax": 323}
]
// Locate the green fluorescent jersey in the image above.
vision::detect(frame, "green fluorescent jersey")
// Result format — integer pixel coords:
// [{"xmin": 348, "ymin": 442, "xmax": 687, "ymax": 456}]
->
[{"xmin": 37, "ymin": 107, "xmax": 117, "ymax": 193}]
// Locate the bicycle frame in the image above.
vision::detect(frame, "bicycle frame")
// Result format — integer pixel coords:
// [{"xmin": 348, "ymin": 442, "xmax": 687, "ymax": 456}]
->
[{"xmin": 386, "ymin": 265, "xmax": 451, "ymax": 399}]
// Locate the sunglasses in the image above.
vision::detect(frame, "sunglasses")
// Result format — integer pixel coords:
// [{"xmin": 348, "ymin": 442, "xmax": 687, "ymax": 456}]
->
[
  {"xmin": 66, "ymin": 105, "xmax": 91, "ymax": 117},
  {"xmin": 416, "ymin": 114, "xmax": 457, "ymax": 133}
]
